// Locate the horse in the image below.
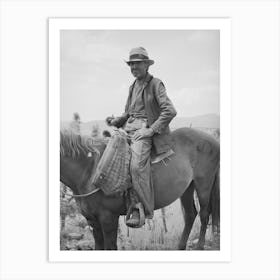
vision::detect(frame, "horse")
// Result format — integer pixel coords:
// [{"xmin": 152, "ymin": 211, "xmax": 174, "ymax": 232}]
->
[{"xmin": 60, "ymin": 127, "xmax": 220, "ymax": 250}]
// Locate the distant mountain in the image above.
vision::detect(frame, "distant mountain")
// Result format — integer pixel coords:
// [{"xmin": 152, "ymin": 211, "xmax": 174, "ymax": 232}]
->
[
  {"xmin": 61, "ymin": 113, "xmax": 219, "ymax": 135},
  {"xmin": 61, "ymin": 119, "xmax": 110, "ymax": 136}
]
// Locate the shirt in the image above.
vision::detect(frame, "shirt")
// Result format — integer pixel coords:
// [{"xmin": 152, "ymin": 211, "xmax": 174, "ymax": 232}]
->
[{"xmin": 128, "ymin": 79, "xmax": 147, "ymax": 119}]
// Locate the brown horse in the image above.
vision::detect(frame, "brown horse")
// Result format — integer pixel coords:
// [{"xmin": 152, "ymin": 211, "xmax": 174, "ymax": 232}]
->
[{"xmin": 60, "ymin": 127, "xmax": 220, "ymax": 250}]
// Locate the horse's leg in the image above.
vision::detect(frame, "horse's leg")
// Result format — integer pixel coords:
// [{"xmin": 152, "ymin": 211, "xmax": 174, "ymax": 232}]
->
[
  {"xmin": 100, "ymin": 211, "xmax": 119, "ymax": 250},
  {"xmin": 87, "ymin": 216, "xmax": 104, "ymax": 250},
  {"xmin": 194, "ymin": 175, "xmax": 215, "ymax": 250},
  {"xmin": 178, "ymin": 181, "xmax": 197, "ymax": 250}
]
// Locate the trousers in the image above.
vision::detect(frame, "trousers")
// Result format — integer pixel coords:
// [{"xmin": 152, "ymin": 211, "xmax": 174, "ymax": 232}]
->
[{"xmin": 124, "ymin": 118, "xmax": 154, "ymax": 218}]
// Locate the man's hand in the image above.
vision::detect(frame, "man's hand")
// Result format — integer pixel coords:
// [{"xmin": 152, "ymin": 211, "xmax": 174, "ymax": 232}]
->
[
  {"xmin": 133, "ymin": 127, "xmax": 154, "ymax": 141},
  {"xmin": 106, "ymin": 116, "xmax": 114, "ymax": 126},
  {"xmin": 106, "ymin": 116, "xmax": 120, "ymax": 127}
]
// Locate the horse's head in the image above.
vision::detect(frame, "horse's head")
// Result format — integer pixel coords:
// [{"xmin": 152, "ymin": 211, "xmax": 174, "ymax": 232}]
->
[{"xmin": 60, "ymin": 130, "xmax": 106, "ymax": 195}]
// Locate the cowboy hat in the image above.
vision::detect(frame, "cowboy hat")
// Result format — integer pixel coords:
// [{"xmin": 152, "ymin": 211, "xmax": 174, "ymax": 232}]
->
[{"xmin": 125, "ymin": 47, "xmax": 154, "ymax": 66}]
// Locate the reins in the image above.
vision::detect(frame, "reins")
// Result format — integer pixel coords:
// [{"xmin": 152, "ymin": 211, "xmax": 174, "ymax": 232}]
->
[{"xmin": 61, "ymin": 186, "xmax": 100, "ymax": 198}]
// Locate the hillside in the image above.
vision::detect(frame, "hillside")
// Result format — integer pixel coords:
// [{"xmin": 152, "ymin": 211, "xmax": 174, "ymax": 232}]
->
[{"xmin": 170, "ymin": 114, "xmax": 219, "ymax": 129}]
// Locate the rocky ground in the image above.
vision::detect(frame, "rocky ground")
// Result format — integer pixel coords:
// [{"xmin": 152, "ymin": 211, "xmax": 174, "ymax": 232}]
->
[{"xmin": 60, "ymin": 198, "xmax": 220, "ymax": 251}]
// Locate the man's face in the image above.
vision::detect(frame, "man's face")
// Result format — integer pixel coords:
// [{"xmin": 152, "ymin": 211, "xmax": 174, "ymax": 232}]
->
[{"xmin": 129, "ymin": 61, "xmax": 148, "ymax": 79}]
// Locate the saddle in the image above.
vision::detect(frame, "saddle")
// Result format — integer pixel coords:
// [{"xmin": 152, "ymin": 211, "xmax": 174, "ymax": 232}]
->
[{"xmin": 90, "ymin": 129, "xmax": 174, "ymax": 196}]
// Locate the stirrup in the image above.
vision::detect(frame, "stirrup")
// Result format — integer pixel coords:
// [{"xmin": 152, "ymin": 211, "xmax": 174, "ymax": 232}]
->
[{"xmin": 126, "ymin": 203, "xmax": 145, "ymax": 228}]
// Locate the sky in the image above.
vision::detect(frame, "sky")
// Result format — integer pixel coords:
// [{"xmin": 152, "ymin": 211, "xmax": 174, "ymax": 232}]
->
[{"xmin": 60, "ymin": 30, "xmax": 220, "ymax": 122}]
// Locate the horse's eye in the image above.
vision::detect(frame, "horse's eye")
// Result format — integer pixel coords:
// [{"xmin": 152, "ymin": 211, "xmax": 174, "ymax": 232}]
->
[{"xmin": 87, "ymin": 152, "xmax": 92, "ymax": 157}]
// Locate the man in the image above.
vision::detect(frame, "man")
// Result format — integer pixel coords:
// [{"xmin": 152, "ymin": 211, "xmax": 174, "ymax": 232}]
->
[
  {"xmin": 91, "ymin": 124, "xmax": 99, "ymax": 138},
  {"xmin": 107, "ymin": 47, "xmax": 177, "ymax": 227},
  {"xmin": 70, "ymin": 112, "xmax": 81, "ymax": 134}
]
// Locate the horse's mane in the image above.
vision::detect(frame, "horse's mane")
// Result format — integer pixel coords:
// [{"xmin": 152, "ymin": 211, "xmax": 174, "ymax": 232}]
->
[{"xmin": 60, "ymin": 129, "xmax": 106, "ymax": 159}]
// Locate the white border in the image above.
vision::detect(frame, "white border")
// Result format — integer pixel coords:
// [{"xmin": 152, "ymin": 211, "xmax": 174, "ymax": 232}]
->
[{"xmin": 49, "ymin": 18, "xmax": 231, "ymax": 262}]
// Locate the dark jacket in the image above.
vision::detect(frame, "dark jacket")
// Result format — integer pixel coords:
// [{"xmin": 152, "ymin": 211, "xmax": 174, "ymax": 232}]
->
[{"xmin": 115, "ymin": 73, "xmax": 177, "ymax": 155}]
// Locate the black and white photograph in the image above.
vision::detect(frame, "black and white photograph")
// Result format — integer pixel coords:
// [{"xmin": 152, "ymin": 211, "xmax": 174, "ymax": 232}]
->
[
  {"xmin": 49, "ymin": 18, "xmax": 231, "ymax": 260},
  {"xmin": 1, "ymin": 1, "xmax": 279, "ymax": 279}
]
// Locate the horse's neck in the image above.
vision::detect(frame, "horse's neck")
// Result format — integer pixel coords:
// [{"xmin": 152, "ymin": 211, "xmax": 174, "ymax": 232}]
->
[{"xmin": 60, "ymin": 155, "xmax": 95, "ymax": 194}]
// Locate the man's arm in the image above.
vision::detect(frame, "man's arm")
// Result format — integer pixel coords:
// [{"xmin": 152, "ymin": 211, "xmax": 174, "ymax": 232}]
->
[{"xmin": 150, "ymin": 82, "xmax": 177, "ymax": 134}]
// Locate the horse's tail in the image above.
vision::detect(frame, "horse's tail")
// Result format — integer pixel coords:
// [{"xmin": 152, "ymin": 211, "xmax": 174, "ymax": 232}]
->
[{"xmin": 210, "ymin": 166, "xmax": 220, "ymax": 231}]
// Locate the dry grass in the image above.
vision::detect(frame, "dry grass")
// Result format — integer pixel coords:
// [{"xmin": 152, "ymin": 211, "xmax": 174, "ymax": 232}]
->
[
  {"xmin": 117, "ymin": 199, "xmax": 218, "ymax": 250},
  {"xmin": 61, "ymin": 198, "xmax": 219, "ymax": 250}
]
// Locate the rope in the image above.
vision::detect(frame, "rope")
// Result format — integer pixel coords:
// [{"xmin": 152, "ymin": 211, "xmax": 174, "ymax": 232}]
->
[{"xmin": 61, "ymin": 187, "xmax": 100, "ymax": 198}]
